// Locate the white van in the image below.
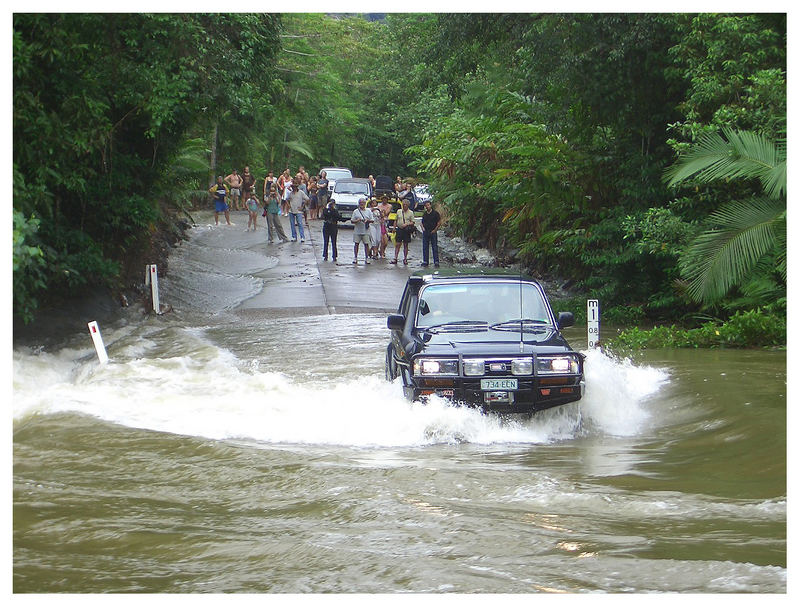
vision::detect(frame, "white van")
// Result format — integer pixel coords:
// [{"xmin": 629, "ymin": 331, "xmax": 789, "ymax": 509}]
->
[
  {"xmin": 319, "ymin": 167, "xmax": 353, "ymax": 194},
  {"xmin": 329, "ymin": 178, "xmax": 373, "ymax": 220}
]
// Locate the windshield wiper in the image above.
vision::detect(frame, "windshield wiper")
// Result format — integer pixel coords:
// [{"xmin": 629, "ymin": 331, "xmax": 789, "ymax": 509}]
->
[
  {"xmin": 490, "ymin": 318, "xmax": 550, "ymax": 331},
  {"xmin": 419, "ymin": 320, "xmax": 488, "ymax": 332}
]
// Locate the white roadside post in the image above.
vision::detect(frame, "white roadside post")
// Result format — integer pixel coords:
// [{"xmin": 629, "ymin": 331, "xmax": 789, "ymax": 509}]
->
[
  {"xmin": 587, "ymin": 299, "xmax": 600, "ymax": 349},
  {"xmin": 87, "ymin": 321, "xmax": 109, "ymax": 364},
  {"xmin": 145, "ymin": 264, "xmax": 160, "ymax": 314}
]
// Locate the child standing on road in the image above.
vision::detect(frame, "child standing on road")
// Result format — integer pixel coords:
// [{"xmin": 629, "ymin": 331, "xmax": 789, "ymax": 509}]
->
[{"xmin": 246, "ymin": 193, "xmax": 260, "ymax": 231}]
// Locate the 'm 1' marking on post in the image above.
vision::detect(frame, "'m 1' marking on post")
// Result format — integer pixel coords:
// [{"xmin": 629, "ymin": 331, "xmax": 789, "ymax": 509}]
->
[{"xmin": 587, "ymin": 300, "xmax": 600, "ymax": 349}]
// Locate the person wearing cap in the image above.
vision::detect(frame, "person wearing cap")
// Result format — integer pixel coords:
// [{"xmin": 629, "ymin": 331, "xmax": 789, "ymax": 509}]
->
[{"xmin": 351, "ymin": 197, "xmax": 373, "ymax": 264}]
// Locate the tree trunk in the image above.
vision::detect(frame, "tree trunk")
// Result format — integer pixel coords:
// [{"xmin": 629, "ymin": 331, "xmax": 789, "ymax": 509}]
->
[{"xmin": 208, "ymin": 122, "xmax": 219, "ymax": 187}]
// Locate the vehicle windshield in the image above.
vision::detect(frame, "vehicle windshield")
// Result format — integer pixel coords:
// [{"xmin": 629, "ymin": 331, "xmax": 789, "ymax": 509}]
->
[
  {"xmin": 335, "ymin": 182, "xmax": 370, "ymax": 195},
  {"xmin": 325, "ymin": 169, "xmax": 352, "ymax": 181},
  {"xmin": 415, "ymin": 282, "xmax": 551, "ymax": 329}
]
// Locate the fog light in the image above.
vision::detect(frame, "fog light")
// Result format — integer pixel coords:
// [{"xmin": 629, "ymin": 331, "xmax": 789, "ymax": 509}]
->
[
  {"xmin": 463, "ymin": 359, "xmax": 485, "ymax": 376},
  {"xmin": 512, "ymin": 358, "xmax": 533, "ymax": 375}
]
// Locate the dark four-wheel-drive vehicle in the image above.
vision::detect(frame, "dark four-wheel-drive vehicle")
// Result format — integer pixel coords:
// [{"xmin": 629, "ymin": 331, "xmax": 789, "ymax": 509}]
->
[{"xmin": 385, "ymin": 269, "xmax": 585, "ymax": 414}]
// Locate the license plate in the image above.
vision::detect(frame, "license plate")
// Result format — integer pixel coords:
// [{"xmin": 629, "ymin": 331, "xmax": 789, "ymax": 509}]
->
[{"xmin": 481, "ymin": 378, "xmax": 518, "ymax": 391}]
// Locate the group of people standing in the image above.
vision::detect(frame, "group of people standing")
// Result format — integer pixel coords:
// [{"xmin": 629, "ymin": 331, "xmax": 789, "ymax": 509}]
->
[
  {"xmin": 209, "ymin": 166, "xmax": 441, "ymax": 267},
  {"xmin": 343, "ymin": 196, "xmax": 440, "ymax": 267}
]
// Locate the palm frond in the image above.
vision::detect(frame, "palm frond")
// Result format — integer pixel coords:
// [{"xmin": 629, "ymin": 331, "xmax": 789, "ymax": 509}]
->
[
  {"xmin": 283, "ymin": 140, "xmax": 315, "ymax": 160},
  {"xmin": 665, "ymin": 129, "xmax": 786, "ymax": 199},
  {"xmin": 680, "ymin": 197, "xmax": 786, "ymax": 304},
  {"xmin": 170, "ymin": 138, "xmax": 211, "ymax": 174}
]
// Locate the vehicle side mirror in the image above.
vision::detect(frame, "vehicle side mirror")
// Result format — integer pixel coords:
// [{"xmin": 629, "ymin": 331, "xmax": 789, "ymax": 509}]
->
[
  {"xmin": 387, "ymin": 314, "xmax": 406, "ymax": 331},
  {"xmin": 557, "ymin": 312, "xmax": 574, "ymax": 329}
]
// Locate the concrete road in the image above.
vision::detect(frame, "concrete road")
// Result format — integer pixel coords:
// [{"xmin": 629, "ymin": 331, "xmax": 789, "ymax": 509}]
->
[{"xmin": 204, "ymin": 210, "xmax": 428, "ymax": 318}]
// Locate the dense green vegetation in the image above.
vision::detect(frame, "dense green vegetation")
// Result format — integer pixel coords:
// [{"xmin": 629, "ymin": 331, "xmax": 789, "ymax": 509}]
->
[
  {"xmin": 14, "ymin": 13, "xmax": 786, "ymax": 342},
  {"xmin": 607, "ymin": 307, "xmax": 786, "ymax": 351}
]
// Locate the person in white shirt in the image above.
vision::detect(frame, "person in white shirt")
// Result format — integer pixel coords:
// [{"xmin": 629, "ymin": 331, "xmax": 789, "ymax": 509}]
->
[
  {"xmin": 350, "ymin": 198, "xmax": 373, "ymax": 264},
  {"xmin": 368, "ymin": 199, "xmax": 383, "ymax": 259}
]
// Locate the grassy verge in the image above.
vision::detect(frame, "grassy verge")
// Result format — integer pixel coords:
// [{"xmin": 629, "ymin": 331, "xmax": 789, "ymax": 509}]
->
[{"xmin": 605, "ymin": 308, "xmax": 786, "ymax": 351}]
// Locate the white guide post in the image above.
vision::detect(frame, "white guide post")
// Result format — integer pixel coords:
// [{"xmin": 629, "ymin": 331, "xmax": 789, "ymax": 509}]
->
[
  {"xmin": 87, "ymin": 321, "xmax": 109, "ymax": 364},
  {"xmin": 147, "ymin": 264, "xmax": 160, "ymax": 314},
  {"xmin": 587, "ymin": 299, "xmax": 600, "ymax": 349}
]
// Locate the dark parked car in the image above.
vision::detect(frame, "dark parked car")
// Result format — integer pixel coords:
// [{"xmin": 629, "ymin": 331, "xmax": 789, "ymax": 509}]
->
[
  {"xmin": 385, "ymin": 269, "xmax": 585, "ymax": 414},
  {"xmin": 373, "ymin": 175, "xmax": 396, "ymax": 200}
]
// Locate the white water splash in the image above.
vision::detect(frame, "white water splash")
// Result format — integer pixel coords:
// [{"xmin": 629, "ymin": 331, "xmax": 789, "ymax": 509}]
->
[
  {"xmin": 578, "ymin": 348, "xmax": 670, "ymax": 436},
  {"xmin": 13, "ymin": 341, "xmax": 668, "ymax": 448}
]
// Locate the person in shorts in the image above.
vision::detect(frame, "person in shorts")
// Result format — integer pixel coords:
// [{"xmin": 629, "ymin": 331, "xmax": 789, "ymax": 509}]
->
[
  {"xmin": 350, "ymin": 197, "xmax": 373, "ymax": 265},
  {"xmin": 390, "ymin": 199, "xmax": 415, "ymax": 265},
  {"xmin": 208, "ymin": 176, "xmax": 231, "ymax": 226},
  {"xmin": 245, "ymin": 192, "xmax": 260, "ymax": 231},
  {"xmin": 225, "ymin": 169, "xmax": 243, "ymax": 210}
]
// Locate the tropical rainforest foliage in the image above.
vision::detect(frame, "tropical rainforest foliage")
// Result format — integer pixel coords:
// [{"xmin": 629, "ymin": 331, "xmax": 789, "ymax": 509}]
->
[{"xmin": 13, "ymin": 13, "xmax": 786, "ymax": 335}]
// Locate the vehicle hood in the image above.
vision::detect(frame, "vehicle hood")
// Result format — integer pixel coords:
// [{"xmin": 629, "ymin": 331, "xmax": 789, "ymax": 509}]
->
[
  {"xmin": 411, "ymin": 327, "xmax": 574, "ymax": 356},
  {"xmin": 332, "ymin": 192, "xmax": 364, "ymax": 205}
]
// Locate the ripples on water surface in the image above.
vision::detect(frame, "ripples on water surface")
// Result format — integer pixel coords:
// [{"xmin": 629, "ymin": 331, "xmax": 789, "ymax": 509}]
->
[
  {"xmin": 13, "ymin": 311, "xmax": 786, "ymax": 593},
  {"xmin": 13, "ymin": 220, "xmax": 786, "ymax": 593}
]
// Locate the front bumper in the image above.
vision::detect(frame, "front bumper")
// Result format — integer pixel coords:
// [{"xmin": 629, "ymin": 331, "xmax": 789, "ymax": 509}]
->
[{"xmin": 407, "ymin": 375, "xmax": 585, "ymax": 413}]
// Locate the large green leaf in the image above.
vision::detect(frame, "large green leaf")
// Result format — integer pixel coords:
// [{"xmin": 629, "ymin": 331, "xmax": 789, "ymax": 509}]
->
[
  {"xmin": 665, "ymin": 129, "xmax": 786, "ymax": 199},
  {"xmin": 679, "ymin": 197, "xmax": 785, "ymax": 304}
]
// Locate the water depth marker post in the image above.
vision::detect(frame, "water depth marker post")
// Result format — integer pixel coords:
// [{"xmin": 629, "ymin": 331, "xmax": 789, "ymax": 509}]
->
[
  {"xmin": 587, "ymin": 299, "xmax": 600, "ymax": 349},
  {"xmin": 87, "ymin": 321, "xmax": 109, "ymax": 364},
  {"xmin": 145, "ymin": 264, "xmax": 161, "ymax": 314}
]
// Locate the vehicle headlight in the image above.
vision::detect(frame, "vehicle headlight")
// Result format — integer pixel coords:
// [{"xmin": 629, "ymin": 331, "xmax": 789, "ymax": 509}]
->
[
  {"xmin": 413, "ymin": 358, "xmax": 459, "ymax": 376},
  {"xmin": 511, "ymin": 358, "xmax": 534, "ymax": 376},
  {"xmin": 463, "ymin": 359, "xmax": 485, "ymax": 376},
  {"xmin": 536, "ymin": 355, "xmax": 580, "ymax": 375}
]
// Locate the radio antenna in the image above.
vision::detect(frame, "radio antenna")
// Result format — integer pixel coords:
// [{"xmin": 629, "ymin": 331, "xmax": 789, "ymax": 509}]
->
[{"xmin": 518, "ymin": 264, "xmax": 524, "ymax": 352}]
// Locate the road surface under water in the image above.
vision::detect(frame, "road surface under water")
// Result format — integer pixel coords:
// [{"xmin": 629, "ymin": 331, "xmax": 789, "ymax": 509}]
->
[{"xmin": 13, "ymin": 212, "xmax": 786, "ymax": 593}]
